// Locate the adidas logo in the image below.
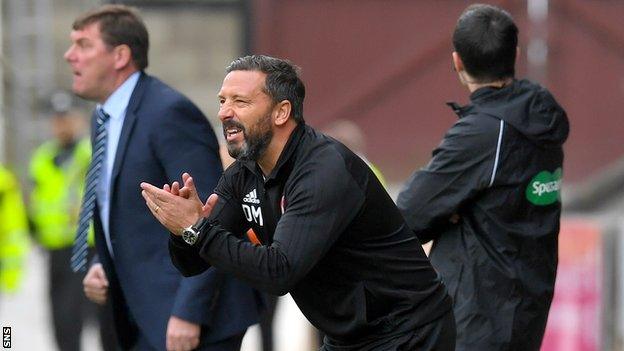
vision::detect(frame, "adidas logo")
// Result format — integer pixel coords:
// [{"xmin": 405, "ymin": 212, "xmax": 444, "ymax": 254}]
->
[{"xmin": 243, "ymin": 189, "xmax": 260, "ymax": 204}]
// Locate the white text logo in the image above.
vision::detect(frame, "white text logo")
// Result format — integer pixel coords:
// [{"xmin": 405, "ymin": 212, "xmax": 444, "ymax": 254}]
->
[
  {"xmin": 242, "ymin": 204, "xmax": 263, "ymax": 226},
  {"xmin": 243, "ymin": 189, "xmax": 260, "ymax": 204}
]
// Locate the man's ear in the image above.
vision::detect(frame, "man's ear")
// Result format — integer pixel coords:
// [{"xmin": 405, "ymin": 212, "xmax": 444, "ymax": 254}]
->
[
  {"xmin": 452, "ymin": 51, "xmax": 464, "ymax": 72},
  {"xmin": 113, "ymin": 44, "xmax": 132, "ymax": 70},
  {"xmin": 274, "ymin": 100, "xmax": 292, "ymax": 126}
]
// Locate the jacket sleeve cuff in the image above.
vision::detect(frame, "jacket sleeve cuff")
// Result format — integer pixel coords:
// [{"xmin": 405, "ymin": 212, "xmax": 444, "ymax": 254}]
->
[{"xmin": 171, "ymin": 267, "xmax": 223, "ymax": 325}]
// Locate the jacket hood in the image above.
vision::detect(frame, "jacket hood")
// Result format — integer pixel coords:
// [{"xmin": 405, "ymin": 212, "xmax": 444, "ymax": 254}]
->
[{"xmin": 461, "ymin": 79, "xmax": 569, "ymax": 147}]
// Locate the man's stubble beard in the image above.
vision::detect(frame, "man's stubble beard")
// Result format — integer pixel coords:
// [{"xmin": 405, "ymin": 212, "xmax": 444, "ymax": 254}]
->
[{"xmin": 227, "ymin": 112, "xmax": 273, "ymax": 162}]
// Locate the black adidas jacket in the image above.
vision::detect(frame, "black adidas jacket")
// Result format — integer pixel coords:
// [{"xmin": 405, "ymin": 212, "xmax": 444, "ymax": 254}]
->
[
  {"xmin": 170, "ymin": 124, "xmax": 452, "ymax": 349},
  {"xmin": 397, "ymin": 79, "xmax": 569, "ymax": 351}
]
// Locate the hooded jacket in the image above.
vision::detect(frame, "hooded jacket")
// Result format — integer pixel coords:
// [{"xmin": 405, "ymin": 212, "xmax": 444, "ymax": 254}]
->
[{"xmin": 397, "ymin": 79, "xmax": 569, "ymax": 351}]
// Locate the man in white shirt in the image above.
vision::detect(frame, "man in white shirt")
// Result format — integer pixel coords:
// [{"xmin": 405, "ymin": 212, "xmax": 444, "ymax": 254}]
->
[{"xmin": 66, "ymin": 5, "xmax": 261, "ymax": 350}]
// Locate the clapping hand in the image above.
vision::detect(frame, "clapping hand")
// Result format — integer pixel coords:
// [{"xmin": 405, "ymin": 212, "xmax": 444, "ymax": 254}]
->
[{"xmin": 140, "ymin": 173, "xmax": 219, "ymax": 235}]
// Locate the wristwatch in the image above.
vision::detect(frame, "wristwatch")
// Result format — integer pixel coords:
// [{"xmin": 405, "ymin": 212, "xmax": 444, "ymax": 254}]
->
[{"xmin": 181, "ymin": 218, "xmax": 208, "ymax": 246}]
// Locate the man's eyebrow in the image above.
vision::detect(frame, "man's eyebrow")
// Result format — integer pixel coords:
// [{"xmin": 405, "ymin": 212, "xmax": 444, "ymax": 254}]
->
[
  {"xmin": 218, "ymin": 94, "xmax": 249, "ymax": 100},
  {"xmin": 75, "ymin": 38, "xmax": 91, "ymax": 45}
]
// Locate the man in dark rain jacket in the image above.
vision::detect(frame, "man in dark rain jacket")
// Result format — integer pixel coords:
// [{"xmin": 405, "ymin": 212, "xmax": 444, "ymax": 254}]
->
[
  {"xmin": 141, "ymin": 55, "xmax": 456, "ymax": 351},
  {"xmin": 397, "ymin": 4, "xmax": 569, "ymax": 351}
]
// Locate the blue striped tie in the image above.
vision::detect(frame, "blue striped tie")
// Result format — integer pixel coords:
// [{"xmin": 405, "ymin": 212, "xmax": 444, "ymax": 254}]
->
[{"xmin": 71, "ymin": 107, "xmax": 110, "ymax": 272}]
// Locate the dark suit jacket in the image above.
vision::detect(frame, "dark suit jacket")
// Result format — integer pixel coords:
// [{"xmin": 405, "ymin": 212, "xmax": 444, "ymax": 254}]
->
[{"xmin": 91, "ymin": 72, "xmax": 261, "ymax": 350}]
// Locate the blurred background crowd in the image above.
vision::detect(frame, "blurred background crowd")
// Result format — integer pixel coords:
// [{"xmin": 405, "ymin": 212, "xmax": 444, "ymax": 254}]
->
[{"xmin": 0, "ymin": 0, "xmax": 623, "ymax": 350}]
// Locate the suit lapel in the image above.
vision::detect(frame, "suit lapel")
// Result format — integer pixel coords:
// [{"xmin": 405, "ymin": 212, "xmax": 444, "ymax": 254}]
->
[{"xmin": 110, "ymin": 72, "xmax": 148, "ymax": 186}]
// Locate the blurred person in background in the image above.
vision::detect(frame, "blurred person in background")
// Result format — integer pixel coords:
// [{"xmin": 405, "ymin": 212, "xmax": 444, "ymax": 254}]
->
[
  {"xmin": 65, "ymin": 5, "xmax": 260, "ymax": 350},
  {"xmin": 142, "ymin": 55, "xmax": 455, "ymax": 351},
  {"xmin": 323, "ymin": 119, "xmax": 386, "ymax": 187},
  {"xmin": 29, "ymin": 97, "xmax": 116, "ymax": 351},
  {"xmin": 397, "ymin": 4, "xmax": 569, "ymax": 350},
  {"xmin": 0, "ymin": 165, "xmax": 30, "ymax": 298}
]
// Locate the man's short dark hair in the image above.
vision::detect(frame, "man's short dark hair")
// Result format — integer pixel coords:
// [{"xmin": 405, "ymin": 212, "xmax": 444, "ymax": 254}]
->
[
  {"xmin": 73, "ymin": 4, "xmax": 149, "ymax": 71},
  {"xmin": 226, "ymin": 55, "xmax": 306, "ymax": 124},
  {"xmin": 453, "ymin": 4, "xmax": 518, "ymax": 83}
]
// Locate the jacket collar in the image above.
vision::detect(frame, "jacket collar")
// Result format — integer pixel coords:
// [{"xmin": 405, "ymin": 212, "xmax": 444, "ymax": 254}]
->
[
  {"xmin": 125, "ymin": 71, "xmax": 149, "ymax": 114},
  {"xmin": 111, "ymin": 71, "xmax": 147, "ymax": 182},
  {"xmin": 99, "ymin": 71, "xmax": 141, "ymax": 120},
  {"xmin": 446, "ymin": 79, "xmax": 518, "ymax": 118},
  {"xmin": 468, "ymin": 78, "xmax": 517, "ymax": 103},
  {"xmin": 445, "ymin": 101, "xmax": 467, "ymax": 117}
]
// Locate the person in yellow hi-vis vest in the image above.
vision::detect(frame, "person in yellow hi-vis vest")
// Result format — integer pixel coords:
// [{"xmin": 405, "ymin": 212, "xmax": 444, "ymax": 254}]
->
[
  {"xmin": 30, "ymin": 109, "xmax": 115, "ymax": 351},
  {"xmin": 0, "ymin": 165, "xmax": 30, "ymax": 294}
]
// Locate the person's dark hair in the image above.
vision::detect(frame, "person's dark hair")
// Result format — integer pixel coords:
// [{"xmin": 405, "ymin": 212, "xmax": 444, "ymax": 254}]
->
[
  {"xmin": 226, "ymin": 55, "xmax": 306, "ymax": 124},
  {"xmin": 73, "ymin": 4, "xmax": 149, "ymax": 71},
  {"xmin": 453, "ymin": 4, "xmax": 518, "ymax": 82}
]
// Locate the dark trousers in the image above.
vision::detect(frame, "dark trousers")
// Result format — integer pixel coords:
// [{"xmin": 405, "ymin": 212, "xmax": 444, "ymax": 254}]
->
[
  {"xmin": 320, "ymin": 310, "xmax": 456, "ymax": 351},
  {"xmin": 200, "ymin": 333, "xmax": 245, "ymax": 351},
  {"xmin": 405, "ymin": 310, "xmax": 456, "ymax": 351},
  {"xmin": 48, "ymin": 247, "xmax": 116, "ymax": 351}
]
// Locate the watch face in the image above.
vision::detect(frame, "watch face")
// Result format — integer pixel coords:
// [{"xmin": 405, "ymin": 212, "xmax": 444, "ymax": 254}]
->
[{"xmin": 183, "ymin": 228, "xmax": 198, "ymax": 245}]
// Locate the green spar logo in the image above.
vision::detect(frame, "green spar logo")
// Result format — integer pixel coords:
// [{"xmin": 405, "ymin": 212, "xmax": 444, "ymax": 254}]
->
[{"xmin": 526, "ymin": 168, "xmax": 562, "ymax": 205}]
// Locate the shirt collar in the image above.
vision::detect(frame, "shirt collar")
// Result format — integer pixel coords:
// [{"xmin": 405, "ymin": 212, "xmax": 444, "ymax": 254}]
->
[{"xmin": 98, "ymin": 71, "xmax": 141, "ymax": 120}]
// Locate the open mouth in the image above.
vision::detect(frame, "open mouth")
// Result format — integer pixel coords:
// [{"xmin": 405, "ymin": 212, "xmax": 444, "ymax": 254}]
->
[
  {"xmin": 226, "ymin": 128, "xmax": 241, "ymax": 138},
  {"xmin": 224, "ymin": 124, "xmax": 244, "ymax": 142}
]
